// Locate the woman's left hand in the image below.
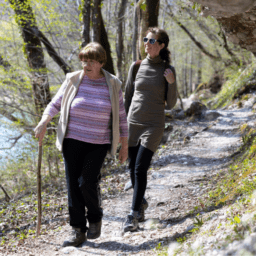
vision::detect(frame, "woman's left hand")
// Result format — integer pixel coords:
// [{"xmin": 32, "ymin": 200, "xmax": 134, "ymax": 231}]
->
[
  {"xmin": 164, "ymin": 68, "xmax": 175, "ymax": 84},
  {"xmin": 119, "ymin": 137, "xmax": 128, "ymax": 164}
]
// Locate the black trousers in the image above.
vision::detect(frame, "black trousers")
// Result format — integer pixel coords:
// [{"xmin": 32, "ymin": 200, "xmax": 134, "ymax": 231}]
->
[
  {"xmin": 128, "ymin": 143, "xmax": 154, "ymax": 211},
  {"xmin": 62, "ymin": 138, "xmax": 110, "ymax": 232}
]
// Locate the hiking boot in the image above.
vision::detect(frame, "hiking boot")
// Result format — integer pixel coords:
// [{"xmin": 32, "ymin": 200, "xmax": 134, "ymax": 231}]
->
[
  {"xmin": 87, "ymin": 220, "xmax": 102, "ymax": 239},
  {"xmin": 62, "ymin": 227, "xmax": 86, "ymax": 247},
  {"xmin": 123, "ymin": 214, "xmax": 138, "ymax": 232},
  {"xmin": 138, "ymin": 198, "xmax": 148, "ymax": 222}
]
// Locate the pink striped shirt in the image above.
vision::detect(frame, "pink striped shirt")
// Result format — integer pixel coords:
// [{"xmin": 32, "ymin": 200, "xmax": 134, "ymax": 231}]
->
[{"xmin": 44, "ymin": 75, "xmax": 128, "ymax": 144}]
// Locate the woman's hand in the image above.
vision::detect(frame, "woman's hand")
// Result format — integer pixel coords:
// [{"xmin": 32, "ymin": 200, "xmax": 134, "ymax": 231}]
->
[
  {"xmin": 34, "ymin": 115, "xmax": 52, "ymax": 146},
  {"xmin": 164, "ymin": 68, "xmax": 175, "ymax": 84},
  {"xmin": 118, "ymin": 137, "xmax": 128, "ymax": 164}
]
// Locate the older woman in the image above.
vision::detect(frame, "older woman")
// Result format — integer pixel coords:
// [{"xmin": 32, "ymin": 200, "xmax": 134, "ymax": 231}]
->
[
  {"xmin": 34, "ymin": 42, "xmax": 128, "ymax": 246},
  {"xmin": 124, "ymin": 27, "xmax": 177, "ymax": 232}
]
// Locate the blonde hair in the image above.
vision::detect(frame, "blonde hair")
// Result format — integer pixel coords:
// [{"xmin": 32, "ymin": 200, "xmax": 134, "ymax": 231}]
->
[{"xmin": 79, "ymin": 42, "xmax": 107, "ymax": 65}]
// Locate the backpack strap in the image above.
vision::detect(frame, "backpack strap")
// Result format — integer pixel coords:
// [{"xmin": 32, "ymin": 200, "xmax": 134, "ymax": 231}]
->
[{"xmin": 132, "ymin": 60, "xmax": 142, "ymax": 82}]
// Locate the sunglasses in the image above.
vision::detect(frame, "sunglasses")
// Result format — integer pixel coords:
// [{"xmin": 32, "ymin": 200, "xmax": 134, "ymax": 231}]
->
[{"xmin": 143, "ymin": 37, "xmax": 161, "ymax": 44}]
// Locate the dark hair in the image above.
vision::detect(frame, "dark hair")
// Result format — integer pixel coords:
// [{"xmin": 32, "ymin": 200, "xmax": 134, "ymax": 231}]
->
[
  {"xmin": 78, "ymin": 42, "xmax": 107, "ymax": 65},
  {"xmin": 146, "ymin": 27, "xmax": 171, "ymax": 67}
]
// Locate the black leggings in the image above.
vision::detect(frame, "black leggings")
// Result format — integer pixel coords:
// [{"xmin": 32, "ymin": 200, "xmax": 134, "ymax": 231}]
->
[
  {"xmin": 62, "ymin": 138, "xmax": 110, "ymax": 232},
  {"xmin": 128, "ymin": 143, "xmax": 154, "ymax": 211}
]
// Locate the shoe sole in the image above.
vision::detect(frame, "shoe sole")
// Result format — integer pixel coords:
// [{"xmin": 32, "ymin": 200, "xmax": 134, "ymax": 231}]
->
[
  {"xmin": 123, "ymin": 226, "xmax": 138, "ymax": 232},
  {"xmin": 62, "ymin": 238, "xmax": 87, "ymax": 247}
]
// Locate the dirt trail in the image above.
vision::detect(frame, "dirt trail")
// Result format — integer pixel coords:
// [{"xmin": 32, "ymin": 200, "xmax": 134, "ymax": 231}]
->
[{"xmin": 13, "ymin": 105, "xmax": 255, "ymax": 256}]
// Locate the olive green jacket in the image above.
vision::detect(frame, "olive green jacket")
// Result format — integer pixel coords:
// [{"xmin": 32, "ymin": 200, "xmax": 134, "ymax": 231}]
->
[{"xmin": 55, "ymin": 68, "xmax": 122, "ymax": 156}]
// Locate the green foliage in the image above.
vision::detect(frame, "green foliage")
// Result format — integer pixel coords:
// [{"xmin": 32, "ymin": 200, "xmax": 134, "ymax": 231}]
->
[
  {"xmin": 200, "ymin": 125, "xmax": 256, "ymax": 206},
  {"xmin": 153, "ymin": 242, "xmax": 168, "ymax": 256},
  {"xmin": 176, "ymin": 236, "xmax": 186, "ymax": 243},
  {"xmin": 210, "ymin": 61, "xmax": 256, "ymax": 109},
  {"xmin": 140, "ymin": 1, "xmax": 147, "ymax": 11}
]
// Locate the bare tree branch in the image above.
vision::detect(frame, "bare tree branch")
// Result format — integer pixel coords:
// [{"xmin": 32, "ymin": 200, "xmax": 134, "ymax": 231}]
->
[
  {"xmin": 116, "ymin": 0, "xmax": 128, "ymax": 82},
  {"xmin": 165, "ymin": 4, "xmax": 222, "ymax": 61},
  {"xmin": 183, "ymin": 7, "xmax": 241, "ymax": 65},
  {"xmin": 34, "ymin": 29, "xmax": 73, "ymax": 74},
  {"xmin": 218, "ymin": 25, "xmax": 241, "ymax": 65},
  {"xmin": 0, "ymin": 185, "xmax": 11, "ymax": 202}
]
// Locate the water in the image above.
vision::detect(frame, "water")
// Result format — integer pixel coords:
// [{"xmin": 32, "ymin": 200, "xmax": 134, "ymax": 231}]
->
[{"xmin": 0, "ymin": 116, "xmax": 37, "ymax": 168}]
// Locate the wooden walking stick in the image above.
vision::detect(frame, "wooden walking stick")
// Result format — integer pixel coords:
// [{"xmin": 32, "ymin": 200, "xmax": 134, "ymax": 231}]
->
[{"xmin": 36, "ymin": 144, "xmax": 42, "ymax": 236}]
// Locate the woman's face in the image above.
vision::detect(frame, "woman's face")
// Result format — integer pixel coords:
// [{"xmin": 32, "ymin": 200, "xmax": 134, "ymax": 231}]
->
[
  {"xmin": 144, "ymin": 32, "xmax": 165, "ymax": 58},
  {"xmin": 81, "ymin": 58, "xmax": 103, "ymax": 79}
]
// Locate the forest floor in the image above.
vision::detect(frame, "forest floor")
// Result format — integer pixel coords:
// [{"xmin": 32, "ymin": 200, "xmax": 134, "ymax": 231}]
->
[{"xmin": 1, "ymin": 99, "xmax": 256, "ymax": 256}]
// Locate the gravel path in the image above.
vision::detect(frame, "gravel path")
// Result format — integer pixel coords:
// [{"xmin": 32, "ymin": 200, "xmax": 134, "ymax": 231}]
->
[{"xmin": 13, "ymin": 104, "xmax": 255, "ymax": 256}]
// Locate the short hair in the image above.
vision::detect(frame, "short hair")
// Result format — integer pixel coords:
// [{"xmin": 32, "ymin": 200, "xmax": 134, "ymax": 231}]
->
[{"xmin": 79, "ymin": 42, "xmax": 107, "ymax": 65}]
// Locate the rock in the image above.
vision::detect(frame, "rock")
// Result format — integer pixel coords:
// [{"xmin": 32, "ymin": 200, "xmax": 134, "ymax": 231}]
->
[
  {"xmin": 156, "ymin": 202, "xmax": 166, "ymax": 207},
  {"xmin": 161, "ymin": 123, "xmax": 174, "ymax": 144},
  {"xmin": 233, "ymin": 80, "xmax": 256, "ymax": 99},
  {"xmin": 185, "ymin": 101, "xmax": 208, "ymax": 116},
  {"xmin": 174, "ymin": 184, "xmax": 184, "ymax": 188},
  {"xmin": 217, "ymin": 116, "xmax": 234, "ymax": 125},
  {"xmin": 152, "ymin": 172, "xmax": 165, "ymax": 179},
  {"xmin": 242, "ymin": 233, "xmax": 256, "ymax": 253},
  {"xmin": 244, "ymin": 100, "xmax": 254, "ymax": 109},
  {"xmin": 61, "ymin": 247, "xmax": 79, "ymax": 254},
  {"xmin": 175, "ymin": 110, "xmax": 186, "ymax": 120},
  {"xmin": 193, "ymin": 0, "xmax": 255, "ymax": 17},
  {"xmin": 175, "ymin": 98, "xmax": 193, "ymax": 110},
  {"xmin": 145, "ymin": 218, "xmax": 160, "ymax": 230},
  {"xmin": 203, "ymin": 110, "xmax": 222, "ymax": 120},
  {"xmin": 188, "ymin": 93, "xmax": 199, "ymax": 101},
  {"xmin": 168, "ymin": 242, "xmax": 179, "ymax": 256},
  {"xmin": 189, "ymin": 1, "xmax": 256, "ymax": 61},
  {"xmin": 124, "ymin": 180, "xmax": 132, "ymax": 191},
  {"xmin": 208, "ymin": 73, "xmax": 224, "ymax": 93},
  {"xmin": 169, "ymin": 205, "xmax": 178, "ymax": 211}
]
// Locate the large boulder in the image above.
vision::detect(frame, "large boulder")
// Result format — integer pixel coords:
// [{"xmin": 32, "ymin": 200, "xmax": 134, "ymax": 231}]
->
[
  {"xmin": 190, "ymin": 0, "xmax": 256, "ymax": 56},
  {"xmin": 185, "ymin": 101, "xmax": 208, "ymax": 116},
  {"xmin": 192, "ymin": 0, "xmax": 256, "ymax": 18}
]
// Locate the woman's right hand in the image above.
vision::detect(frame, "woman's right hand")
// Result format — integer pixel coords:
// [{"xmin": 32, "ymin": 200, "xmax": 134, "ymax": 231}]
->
[{"xmin": 34, "ymin": 115, "xmax": 52, "ymax": 146}]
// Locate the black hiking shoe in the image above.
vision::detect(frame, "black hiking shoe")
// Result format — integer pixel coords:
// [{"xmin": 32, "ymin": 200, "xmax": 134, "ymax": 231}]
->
[
  {"xmin": 87, "ymin": 220, "xmax": 102, "ymax": 239},
  {"xmin": 62, "ymin": 227, "xmax": 86, "ymax": 247},
  {"xmin": 138, "ymin": 198, "xmax": 148, "ymax": 222},
  {"xmin": 123, "ymin": 214, "xmax": 139, "ymax": 232}
]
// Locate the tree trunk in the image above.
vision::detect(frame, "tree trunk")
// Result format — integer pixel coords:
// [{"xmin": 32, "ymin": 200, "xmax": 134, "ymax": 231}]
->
[
  {"xmin": 132, "ymin": 0, "xmax": 139, "ymax": 61},
  {"xmin": 197, "ymin": 51, "xmax": 202, "ymax": 86},
  {"xmin": 146, "ymin": 0, "xmax": 159, "ymax": 27},
  {"xmin": 138, "ymin": 0, "xmax": 160, "ymax": 59},
  {"xmin": 9, "ymin": 0, "xmax": 51, "ymax": 116},
  {"xmin": 161, "ymin": 6, "xmax": 166, "ymax": 29},
  {"xmin": 92, "ymin": 0, "xmax": 101, "ymax": 42},
  {"xmin": 116, "ymin": 0, "xmax": 127, "ymax": 82},
  {"xmin": 184, "ymin": 45, "xmax": 188, "ymax": 97},
  {"xmin": 81, "ymin": 0, "xmax": 91, "ymax": 47},
  {"xmin": 189, "ymin": 44, "xmax": 193, "ymax": 93},
  {"xmin": 92, "ymin": 0, "xmax": 115, "ymax": 74}
]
